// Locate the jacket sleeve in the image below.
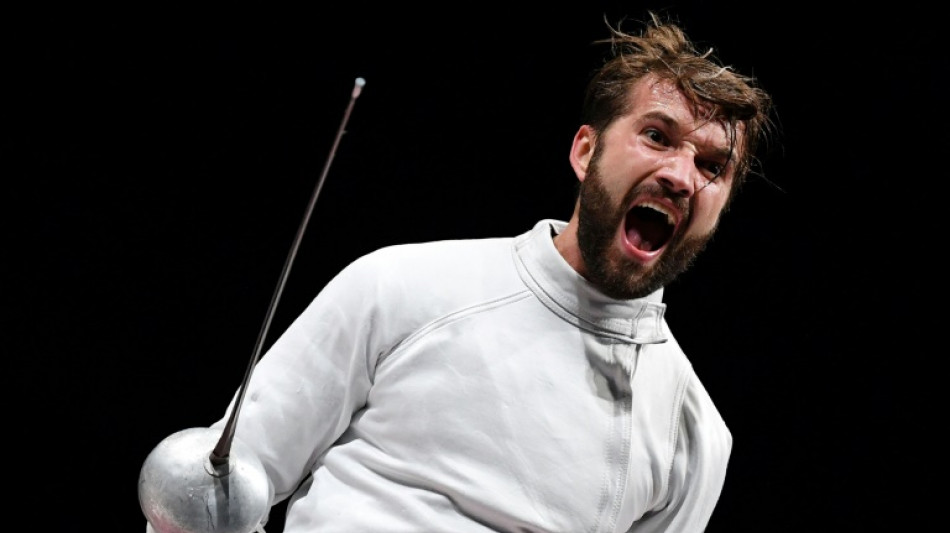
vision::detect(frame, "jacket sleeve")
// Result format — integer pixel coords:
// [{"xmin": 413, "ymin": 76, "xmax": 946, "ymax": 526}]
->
[
  {"xmin": 208, "ymin": 251, "xmax": 393, "ymax": 505},
  {"xmin": 629, "ymin": 373, "xmax": 733, "ymax": 532}
]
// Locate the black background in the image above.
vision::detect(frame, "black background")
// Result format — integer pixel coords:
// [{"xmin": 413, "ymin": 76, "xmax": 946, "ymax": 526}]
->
[{"xmin": 8, "ymin": 2, "xmax": 941, "ymax": 531}]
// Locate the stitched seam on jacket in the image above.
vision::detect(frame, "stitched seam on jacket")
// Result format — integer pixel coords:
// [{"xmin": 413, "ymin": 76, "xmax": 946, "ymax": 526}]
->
[
  {"xmin": 377, "ymin": 290, "xmax": 533, "ymax": 368},
  {"xmin": 659, "ymin": 363, "xmax": 691, "ymax": 511}
]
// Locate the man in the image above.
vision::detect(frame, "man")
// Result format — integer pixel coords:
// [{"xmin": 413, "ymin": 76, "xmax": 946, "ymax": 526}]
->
[{"xmin": 146, "ymin": 12, "xmax": 773, "ymax": 533}]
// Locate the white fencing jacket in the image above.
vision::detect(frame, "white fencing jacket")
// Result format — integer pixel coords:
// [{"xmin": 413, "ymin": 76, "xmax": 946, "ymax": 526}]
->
[{"xmin": 203, "ymin": 219, "xmax": 731, "ymax": 532}]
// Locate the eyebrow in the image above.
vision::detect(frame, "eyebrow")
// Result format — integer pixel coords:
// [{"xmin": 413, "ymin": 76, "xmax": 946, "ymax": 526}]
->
[{"xmin": 641, "ymin": 110, "xmax": 735, "ymax": 161}]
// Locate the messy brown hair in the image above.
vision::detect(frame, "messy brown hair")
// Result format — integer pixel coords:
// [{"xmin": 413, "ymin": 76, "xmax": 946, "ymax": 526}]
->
[{"xmin": 582, "ymin": 12, "xmax": 774, "ymax": 191}]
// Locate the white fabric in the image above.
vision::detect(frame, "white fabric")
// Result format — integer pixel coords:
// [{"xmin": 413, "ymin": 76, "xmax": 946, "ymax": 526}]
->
[{"xmin": 159, "ymin": 219, "xmax": 731, "ymax": 532}]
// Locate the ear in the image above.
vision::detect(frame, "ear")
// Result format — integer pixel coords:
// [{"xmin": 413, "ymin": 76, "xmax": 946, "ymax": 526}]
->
[{"xmin": 569, "ymin": 125, "xmax": 594, "ymax": 182}]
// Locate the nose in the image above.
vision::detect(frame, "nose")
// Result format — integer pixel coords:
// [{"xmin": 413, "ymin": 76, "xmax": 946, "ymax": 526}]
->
[{"xmin": 656, "ymin": 152, "xmax": 702, "ymax": 198}]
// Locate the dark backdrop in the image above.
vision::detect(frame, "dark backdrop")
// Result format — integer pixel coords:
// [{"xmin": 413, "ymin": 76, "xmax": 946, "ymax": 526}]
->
[{"xmin": 8, "ymin": 2, "xmax": 940, "ymax": 531}]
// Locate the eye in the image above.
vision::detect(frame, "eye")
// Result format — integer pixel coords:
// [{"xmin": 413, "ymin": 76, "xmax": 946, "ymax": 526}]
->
[
  {"xmin": 698, "ymin": 158, "xmax": 729, "ymax": 181},
  {"xmin": 644, "ymin": 128, "xmax": 669, "ymax": 146}
]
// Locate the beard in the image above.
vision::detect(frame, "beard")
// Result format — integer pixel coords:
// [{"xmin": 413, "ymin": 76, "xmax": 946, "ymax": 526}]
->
[{"xmin": 576, "ymin": 155, "xmax": 716, "ymax": 300}]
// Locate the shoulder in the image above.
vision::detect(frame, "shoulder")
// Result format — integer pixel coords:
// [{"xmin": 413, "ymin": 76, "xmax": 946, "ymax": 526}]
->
[
  {"xmin": 322, "ymin": 234, "xmax": 525, "ymax": 312},
  {"xmin": 341, "ymin": 235, "xmax": 519, "ymax": 289},
  {"xmin": 647, "ymin": 328, "xmax": 731, "ymax": 447},
  {"xmin": 309, "ymin": 234, "xmax": 528, "ymax": 354},
  {"xmin": 361, "ymin": 235, "xmax": 514, "ymax": 269},
  {"xmin": 669, "ymin": 332, "xmax": 732, "ymax": 454}
]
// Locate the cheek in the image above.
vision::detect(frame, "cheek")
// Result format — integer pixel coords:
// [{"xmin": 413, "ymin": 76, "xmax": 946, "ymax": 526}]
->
[
  {"xmin": 598, "ymin": 148, "xmax": 650, "ymax": 198},
  {"xmin": 687, "ymin": 189, "xmax": 730, "ymax": 235}
]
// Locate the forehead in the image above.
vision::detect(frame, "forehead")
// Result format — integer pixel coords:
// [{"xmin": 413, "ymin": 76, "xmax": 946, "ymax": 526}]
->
[{"xmin": 626, "ymin": 75, "xmax": 742, "ymax": 150}]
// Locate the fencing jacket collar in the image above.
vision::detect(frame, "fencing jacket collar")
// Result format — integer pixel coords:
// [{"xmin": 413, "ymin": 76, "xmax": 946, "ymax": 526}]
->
[{"xmin": 513, "ymin": 219, "xmax": 669, "ymax": 345}]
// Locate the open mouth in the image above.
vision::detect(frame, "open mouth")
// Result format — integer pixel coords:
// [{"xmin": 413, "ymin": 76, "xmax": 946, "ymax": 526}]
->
[{"xmin": 624, "ymin": 201, "xmax": 676, "ymax": 252}]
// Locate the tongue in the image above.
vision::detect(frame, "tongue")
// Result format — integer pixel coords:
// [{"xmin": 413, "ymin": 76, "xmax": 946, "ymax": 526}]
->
[{"xmin": 626, "ymin": 228, "xmax": 655, "ymax": 252}]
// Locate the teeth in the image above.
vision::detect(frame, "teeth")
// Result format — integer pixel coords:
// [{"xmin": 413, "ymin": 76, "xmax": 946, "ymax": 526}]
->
[{"xmin": 639, "ymin": 201, "xmax": 675, "ymax": 225}]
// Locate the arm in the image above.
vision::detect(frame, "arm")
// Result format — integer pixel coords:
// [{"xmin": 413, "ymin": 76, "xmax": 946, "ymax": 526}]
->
[
  {"xmin": 629, "ymin": 375, "xmax": 732, "ymax": 532},
  {"xmin": 208, "ymin": 251, "xmax": 390, "ymax": 504},
  {"xmin": 145, "ymin": 255, "xmax": 385, "ymax": 533}
]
